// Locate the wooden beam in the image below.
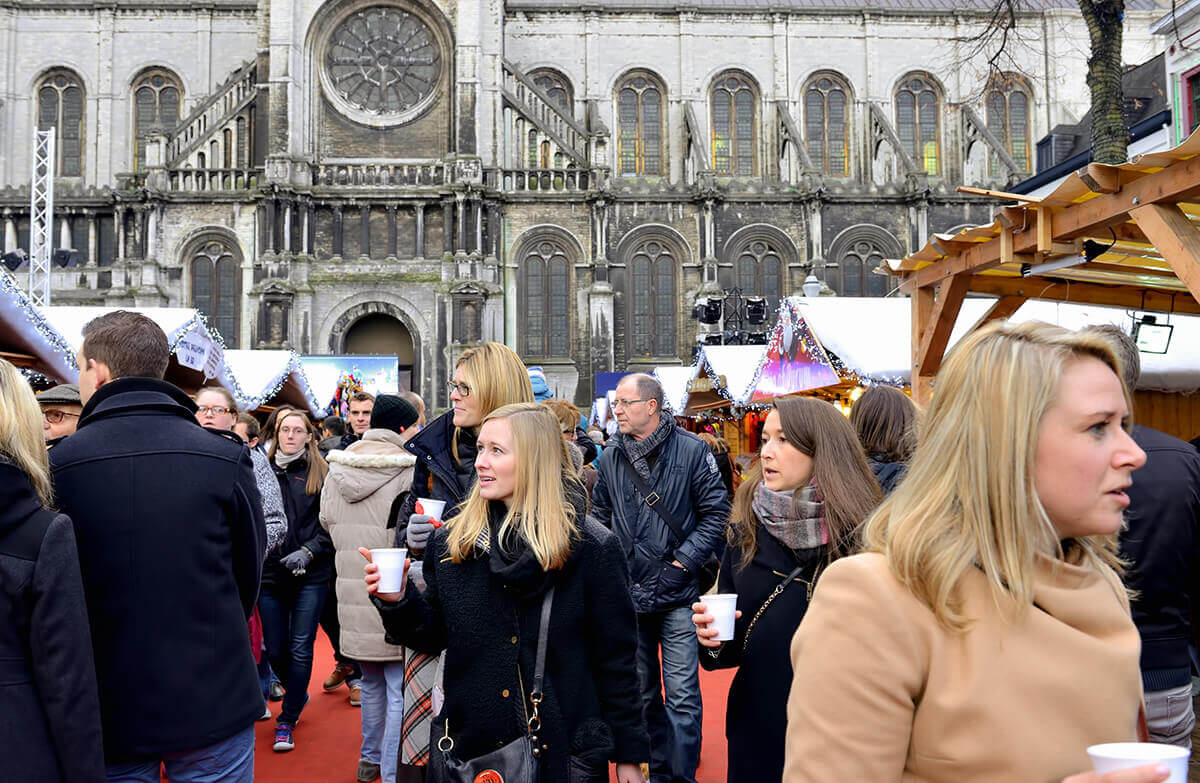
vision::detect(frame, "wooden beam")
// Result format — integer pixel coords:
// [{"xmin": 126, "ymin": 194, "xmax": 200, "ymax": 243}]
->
[
  {"xmin": 911, "ymin": 287, "xmax": 935, "ymax": 406},
  {"xmin": 900, "ymin": 151, "xmax": 1200, "ymax": 291},
  {"xmin": 968, "ymin": 295, "xmax": 1026, "ymax": 333},
  {"xmin": 915, "ymin": 274, "xmax": 971, "ymax": 379},
  {"xmin": 967, "ymin": 275, "xmax": 1200, "ymax": 315},
  {"xmin": 1129, "ymin": 202, "xmax": 1200, "ymax": 308},
  {"xmin": 955, "ymin": 185, "xmax": 1043, "ymax": 203},
  {"xmin": 1080, "ymin": 163, "xmax": 1121, "ymax": 194},
  {"xmin": 1036, "ymin": 207, "xmax": 1053, "ymax": 253}
]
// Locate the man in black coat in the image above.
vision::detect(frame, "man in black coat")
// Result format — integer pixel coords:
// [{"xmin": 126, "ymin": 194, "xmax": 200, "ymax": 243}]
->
[
  {"xmin": 50, "ymin": 310, "xmax": 266, "ymax": 779},
  {"xmin": 1093, "ymin": 326, "xmax": 1200, "ymax": 748},
  {"xmin": 591, "ymin": 373, "xmax": 729, "ymax": 783}
]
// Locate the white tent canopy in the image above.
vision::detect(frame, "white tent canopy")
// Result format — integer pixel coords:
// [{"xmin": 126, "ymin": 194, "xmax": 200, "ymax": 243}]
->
[
  {"xmin": 653, "ymin": 364, "xmax": 699, "ymax": 413},
  {"xmin": 220, "ymin": 350, "xmax": 322, "ymax": 414},
  {"xmin": 698, "ymin": 345, "xmax": 768, "ymax": 405},
  {"xmin": 0, "ymin": 272, "xmax": 78, "ymax": 381}
]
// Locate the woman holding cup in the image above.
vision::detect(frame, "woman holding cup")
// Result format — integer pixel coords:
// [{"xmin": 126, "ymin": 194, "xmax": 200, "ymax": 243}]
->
[
  {"xmin": 783, "ymin": 322, "xmax": 1163, "ymax": 783},
  {"xmin": 692, "ymin": 396, "xmax": 880, "ymax": 783},
  {"xmin": 363, "ymin": 403, "xmax": 649, "ymax": 782}
]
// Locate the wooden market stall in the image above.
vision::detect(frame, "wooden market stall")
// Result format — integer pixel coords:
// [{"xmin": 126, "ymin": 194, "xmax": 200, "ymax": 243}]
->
[{"xmin": 895, "ymin": 129, "xmax": 1200, "ymax": 440}]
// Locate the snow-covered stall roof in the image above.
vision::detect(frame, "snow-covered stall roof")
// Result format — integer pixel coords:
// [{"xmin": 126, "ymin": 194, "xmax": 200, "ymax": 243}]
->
[
  {"xmin": 0, "ymin": 272, "xmax": 78, "ymax": 382},
  {"xmin": 690, "ymin": 345, "xmax": 768, "ymax": 410},
  {"xmin": 653, "ymin": 364, "xmax": 700, "ymax": 413},
  {"xmin": 220, "ymin": 350, "xmax": 322, "ymax": 414}
]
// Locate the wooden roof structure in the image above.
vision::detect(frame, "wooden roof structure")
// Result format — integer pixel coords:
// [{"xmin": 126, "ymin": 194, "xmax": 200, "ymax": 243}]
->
[{"xmin": 892, "ymin": 130, "xmax": 1200, "ymax": 403}]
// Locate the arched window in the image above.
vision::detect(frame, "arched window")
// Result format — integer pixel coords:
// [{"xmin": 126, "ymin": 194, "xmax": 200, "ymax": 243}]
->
[
  {"xmin": 519, "ymin": 235, "xmax": 572, "ymax": 358},
  {"xmin": 528, "ymin": 68, "xmax": 573, "ymax": 113},
  {"xmin": 986, "ymin": 75, "xmax": 1031, "ymax": 173},
  {"xmin": 710, "ymin": 72, "xmax": 757, "ymax": 176},
  {"xmin": 36, "ymin": 69, "xmax": 85, "ymax": 177},
  {"xmin": 895, "ymin": 74, "xmax": 940, "ymax": 176},
  {"xmin": 132, "ymin": 68, "xmax": 182, "ymax": 171},
  {"xmin": 732, "ymin": 238, "xmax": 785, "ymax": 308},
  {"xmin": 616, "ymin": 71, "xmax": 666, "ymax": 177},
  {"xmin": 626, "ymin": 236, "xmax": 677, "ymax": 358},
  {"xmin": 191, "ymin": 238, "xmax": 241, "ymax": 347},
  {"xmin": 829, "ymin": 226, "xmax": 901, "ymax": 298},
  {"xmin": 804, "ymin": 74, "xmax": 850, "ymax": 177}
]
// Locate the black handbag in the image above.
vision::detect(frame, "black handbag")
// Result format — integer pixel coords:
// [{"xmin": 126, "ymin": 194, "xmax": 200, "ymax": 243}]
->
[
  {"xmin": 428, "ymin": 588, "xmax": 554, "ymax": 783},
  {"xmin": 616, "ymin": 449, "xmax": 721, "ymax": 594}
]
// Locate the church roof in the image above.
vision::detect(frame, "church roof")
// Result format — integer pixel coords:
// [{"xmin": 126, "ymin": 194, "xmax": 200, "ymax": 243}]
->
[{"xmin": 508, "ymin": 0, "xmax": 1165, "ymax": 12}]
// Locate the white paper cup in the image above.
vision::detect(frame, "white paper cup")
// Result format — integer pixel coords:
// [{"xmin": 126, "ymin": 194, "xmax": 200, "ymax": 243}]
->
[
  {"xmin": 706, "ymin": 593, "xmax": 738, "ymax": 642},
  {"xmin": 415, "ymin": 498, "xmax": 447, "ymax": 523},
  {"xmin": 1088, "ymin": 742, "xmax": 1190, "ymax": 782},
  {"xmin": 371, "ymin": 548, "xmax": 408, "ymax": 594}
]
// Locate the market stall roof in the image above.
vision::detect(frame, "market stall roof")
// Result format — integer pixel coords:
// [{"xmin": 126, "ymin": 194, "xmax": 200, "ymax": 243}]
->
[
  {"xmin": 890, "ymin": 127, "xmax": 1200, "ymax": 402},
  {"xmin": 41, "ymin": 305, "xmax": 225, "ymax": 390},
  {"xmin": 685, "ymin": 345, "xmax": 768, "ymax": 413},
  {"xmin": 220, "ymin": 350, "xmax": 322, "ymax": 415},
  {"xmin": 653, "ymin": 364, "xmax": 699, "ymax": 414},
  {"xmin": 0, "ymin": 272, "xmax": 78, "ymax": 381}
]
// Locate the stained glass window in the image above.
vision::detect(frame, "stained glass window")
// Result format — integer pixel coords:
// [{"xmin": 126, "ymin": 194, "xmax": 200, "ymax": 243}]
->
[
  {"xmin": 839, "ymin": 240, "xmax": 889, "ymax": 297},
  {"xmin": 521, "ymin": 238, "xmax": 571, "ymax": 357},
  {"xmin": 132, "ymin": 69, "xmax": 182, "ymax": 171},
  {"xmin": 734, "ymin": 239, "xmax": 784, "ymax": 309},
  {"xmin": 895, "ymin": 75, "xmax": 940, "ymax": 176},
  {"xmin": 37, "ymin": 70, "xmax": 85, "ymax": 176},
  {"xmin": 711, "ymin": 73, "xmax": 757, "ymax": 176},
  {"xmin": 192, "ymin": 240, "xmax": 240, "ymax": 347},
  {"xmin": 805, "ymin": 75, "xmax": 850, "ymax": 177},
  {"xmin": 986, "ymin": 77, "xmax": 1032, "ymax": 174},
  {"xmin": 528, "ymin": 69, "xmax": 573, "ymax": 113},
  {"xmin": 628, "ymin": 238, "xmax": 677, "ymax": 357},
  {"xmin": 617, "ymin": 73, "xmax": 666, "ymax": 176}
]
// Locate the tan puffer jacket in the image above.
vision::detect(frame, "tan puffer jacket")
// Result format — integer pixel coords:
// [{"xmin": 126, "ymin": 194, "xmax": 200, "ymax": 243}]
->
[{"xmin": 319, "ymin": 428, "xmax": 416, "ymax": 661}]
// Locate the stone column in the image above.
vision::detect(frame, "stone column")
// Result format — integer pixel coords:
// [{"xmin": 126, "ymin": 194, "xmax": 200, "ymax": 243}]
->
[
  {"xmin": 414, "ymin": 203, "xmax": 425, "ymax": 259},
  {"xmin": 87, "ymin": 211, "xmax": 98, "ymax": 266},
  {"xmin": 386, "ymin": 204, "xmax": 398, "ymax": 259},
  {"xmin": 473, "ymin": 197, "xmax": 483, "ymax": 256},
  {"xmin": 442, "ymin": 199, "xmax": 454, "ymax": 257},
  {"xmin": 455, "ymin": 193, "xmax": 468, "ymax": 257},
  {"xmin": 116, "ymin": 206, "xmax": 126, "ymax": 260},
  {"xmin": 332, "ymin": 204, "xmax": 344, "ymax": 258},
  {"xmin": 305, "ymin": 203, "xmax": 316, "ymax": 255},
  {"xmin": 4, "ymin": 212, "xmax": 17, "ymax": 253},
  {"xmin": 59, "ymin": 216, "xmax": 72, "ymax": 251},
  {"xmin": 264, "ymin": 199, "xmax": 277, "ymax": 254},
  {"xmin": 360, "ymin": 204, "xmax": 371, "ymax": 259},
  {"xmin": 283, "ymin": 200, "xmax": 293, "ymax": 253},
  {"xmin": 146, "ymin": 205, "xmax": 158, "ymax": 261}
]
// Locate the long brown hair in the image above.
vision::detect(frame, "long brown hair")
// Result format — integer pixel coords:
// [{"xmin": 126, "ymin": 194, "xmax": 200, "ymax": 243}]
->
[
  {"xmin": 849, "ymin": 385, "xmax": 917, "ymax": 463},
  {"xmin": 729, "ymin": 396, "xmax": 881, "ymax": 570},
  {"xmin": 268, "ymin": 410, "xmax": 328, "ymax": 495}
]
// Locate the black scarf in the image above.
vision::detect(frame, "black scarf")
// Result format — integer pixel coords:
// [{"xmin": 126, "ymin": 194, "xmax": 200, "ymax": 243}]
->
[
  {"xmin": 482, "ymin": 479, "xmax": 588, "ymax": 600},
  {"xmin": 454, "ymin": 427, "xmax": 479, "ymax": 486},
  {"xmin": 618, "ymin": 411, "xmax": 675, "ymax": 481}
]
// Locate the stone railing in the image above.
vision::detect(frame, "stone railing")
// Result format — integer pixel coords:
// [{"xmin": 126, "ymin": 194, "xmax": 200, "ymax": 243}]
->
[
  {"xmin": 492, "ymin": 167, "xmax": 593, "ymax": 193},
  {"xmin": 166, "ymin": 60, "xmax": 257, "ymax": 168},
  {"xmin": 166, "ymin": 167, "xmax": 262, "ymax": 192},
  {"xmin": 313, "ymin": 161, "xmax": 447, "ymax": 188}
]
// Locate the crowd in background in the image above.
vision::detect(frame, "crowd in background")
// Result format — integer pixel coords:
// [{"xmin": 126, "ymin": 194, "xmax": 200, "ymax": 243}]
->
[{"xmin": 1, "ymin": 309, "xmax": 1198, "ymax": 783}]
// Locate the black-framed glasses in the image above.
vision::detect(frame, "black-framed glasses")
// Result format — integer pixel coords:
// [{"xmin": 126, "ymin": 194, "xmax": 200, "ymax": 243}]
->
[
  {"xmin": 611, "ymin": 398, "xmax": 649, "ymax": 410},
  {"xmin": 196, "ymin": 405, "xmax": 232, "ymax": 416},
  {"xmin": 42, "ymin": 409, "xmax": 80, "ymax": 424},
  {"xmin": 447, "ymin": 381, "xmax": 472, "ymax": 397}
]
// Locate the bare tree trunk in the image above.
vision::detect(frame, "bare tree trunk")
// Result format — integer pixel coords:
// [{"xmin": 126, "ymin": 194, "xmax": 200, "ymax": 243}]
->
[{"xmin": 1079, "ymin": 0, "xmax": 1127, "ymax": 164}]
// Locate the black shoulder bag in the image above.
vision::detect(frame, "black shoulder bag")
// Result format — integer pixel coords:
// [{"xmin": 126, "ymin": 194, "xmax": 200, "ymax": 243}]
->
[
  {"xmin": 429, "ymin": 587, "xmax": 554, "ymax": 783},
  {"xmin": 616, "ymin": 449, "xmax": 721, "ymax": 594}
]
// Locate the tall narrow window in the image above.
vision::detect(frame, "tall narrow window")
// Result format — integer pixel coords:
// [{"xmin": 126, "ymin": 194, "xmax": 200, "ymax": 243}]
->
[
  {"xmin": 627, "ymin": 238, "xmax": 677, "ymax": 357},
  {"xmin": 520, "ymin": 237, "xmax": 571, "ymax": 357},
  {"xmin": 37, "ymin": 70, "xmax": 85, "ymax": 177},
  {"xmin": 191, "ymin": 239, "xmax": 241, "ymax": 347},
  {"xmin": 710, "ymin": 72, "xmax": 757, "ymax": 176},
  {"xmin": 804, "ymin": 75, "xmax": 850, "ymax": 176},
  {"xmin": 896, "ymin": 75, "xmax": 940, "ymax": 176},
  {"xmin": 734, "ymin": 239, "xmax": 784, "ymax": 308},
  {"xmin": 132, "ymin": 69, "xmax": 182, "ymax": 171},
  {"xmin": 838, "ymin": 240, "xmax": 889, "ymax": 296},
  {"xmin": 986, "ymin": 76, "xmax": 1032, "ymax": 173},
  {"xmin": 528, "ymin": 69, "xmax": 574, "ymax": 113},
  {"xmin": 617, "ymin": 72, "xmax": 665, "ymax": 176}
]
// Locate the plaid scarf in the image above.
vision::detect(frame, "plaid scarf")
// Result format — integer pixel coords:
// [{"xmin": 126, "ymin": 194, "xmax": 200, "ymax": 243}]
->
[
  {"xmin": 752, "ymin": 481, "xmax": 827, "ymax": 551},
  {"xmin": 619, "ymin": 411, "xmax": 675, "ymax": 481}
]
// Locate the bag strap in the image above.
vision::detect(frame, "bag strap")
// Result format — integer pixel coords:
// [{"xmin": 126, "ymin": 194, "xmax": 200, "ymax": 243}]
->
[
  {"xmin": 740, "ymin": 563, "xmax": 808, "ymax": 653},
  {"xmin": 615, "ymin": 447, "xmax": 689, "ymax": 548},
  {"xmin": 526, "ymin": 587, "xmax": 555, "ymax": 734}
]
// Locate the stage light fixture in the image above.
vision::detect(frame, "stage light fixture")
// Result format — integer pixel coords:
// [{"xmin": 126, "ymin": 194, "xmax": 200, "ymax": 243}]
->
[
  {"xmin": 1, "ymin": 249, "xmax": 27, "ymax": 271},
  {"xmin": 1132, "ymin": 314, "xmax": 1172, "ymax": 354},
  {"xmin": 52, "ymin": 248, "xmax": 81, "ymax": 268},
  {"xmin": 745, "ymin": 296, "xmax": 767, "ymax": 324}
]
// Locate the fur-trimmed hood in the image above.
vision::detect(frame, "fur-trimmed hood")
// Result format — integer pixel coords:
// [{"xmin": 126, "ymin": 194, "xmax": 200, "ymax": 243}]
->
[{"xmin": 325, "ymin": 429, "xmax": 417, "ymax": 503}]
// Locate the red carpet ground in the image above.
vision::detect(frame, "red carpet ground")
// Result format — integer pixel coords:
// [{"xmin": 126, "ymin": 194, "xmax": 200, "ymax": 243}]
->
[{"xmin": 252, "ymin": 629, "xmax": 733, "ymax": 783}]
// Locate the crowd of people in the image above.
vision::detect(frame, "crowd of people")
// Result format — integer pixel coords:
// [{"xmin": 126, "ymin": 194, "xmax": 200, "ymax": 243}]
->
[{"xmin": 1, "ymin": 308, "xmax": 1198, "ymax": 783}]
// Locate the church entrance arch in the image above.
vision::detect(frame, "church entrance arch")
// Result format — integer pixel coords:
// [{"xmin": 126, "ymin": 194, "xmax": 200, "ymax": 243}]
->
[{"xmin": 330, "ymin": 302, "xmax": 419, "ymax": 391}]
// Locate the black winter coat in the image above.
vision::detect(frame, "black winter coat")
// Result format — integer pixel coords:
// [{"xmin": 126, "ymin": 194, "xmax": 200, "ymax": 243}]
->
[
  {"xmin": 0, "ymin": 461, "xmax": 105, "ymax": 783},
  {"xmin": 591, "ymin": 425, "xmax": 730, "ymax": 612},
  {"xmin": 50, "ymin": 377, "xmax": 266, "ymax": 762},
  {"xmin": 373, "ymin": 518, "xmax": 650, "ymax": 779},
  {"xmin": 1119, "ymin": 425, "xmax": 1200, "ymax": 690},
  {"xmin": 264, "ymin": 453, "xmax": 332, "ymax": 586},
  {"xmin": 867, "ymin": 455, "xmax": 907, "ymax": 496},
  {"xmin": 700, "ymin": 525, "xmax": 824, "ymax": 783},
  {"xmin": 395, "ymin": 412, "xmax": 475, "ymax": 552}
]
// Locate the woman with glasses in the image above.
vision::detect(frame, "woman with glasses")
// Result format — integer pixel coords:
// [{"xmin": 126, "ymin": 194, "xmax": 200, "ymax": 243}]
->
[
  {"xmin": 260, "ymin": 410, "xmax": 331, "ymax": 753},
  {"xmin": 390, "ymin": 342, "xmax": 533, "ymax": 781}
]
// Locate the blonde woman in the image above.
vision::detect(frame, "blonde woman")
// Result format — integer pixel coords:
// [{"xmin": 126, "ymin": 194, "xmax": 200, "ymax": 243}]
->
[
  {"xmin": 261, "ymin": 410, "xmax": 331, "ymax": 752},
  {"xmin": 0, "ymin": 359, "xmax": 104, "ymax": 782},
  {"xmin": 783, "ymin": 321, "xmax": 1161, "ymax": 783},
  {"xmin": 364, "ymin": 403, "xmax": 649, "ymax": 783}
]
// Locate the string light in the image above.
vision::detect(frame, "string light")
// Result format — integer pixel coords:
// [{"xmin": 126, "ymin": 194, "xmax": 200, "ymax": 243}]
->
[{"xmin": 0, "ymin": 271, "xmax": 80, "ymax": 380}]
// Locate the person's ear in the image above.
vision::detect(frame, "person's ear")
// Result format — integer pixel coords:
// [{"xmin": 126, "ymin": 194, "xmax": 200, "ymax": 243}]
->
[{"xmin": 91, "ymin": 358, "xmax": 113, "ymax": 388}]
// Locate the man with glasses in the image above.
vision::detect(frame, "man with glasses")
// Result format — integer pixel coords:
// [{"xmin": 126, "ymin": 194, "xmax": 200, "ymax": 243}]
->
[
  {"xmin": 591, "ymin": 373, "xmax": 729, "ymax": 783},
  {"xmin": 37, "ymin": 383, "xmax": 82, "ymax": 449}
]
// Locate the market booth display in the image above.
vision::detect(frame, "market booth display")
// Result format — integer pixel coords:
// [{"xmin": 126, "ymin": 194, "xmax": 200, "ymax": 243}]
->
[{"xmin": 892, "ymin": 127, "xmax": 1200, "ymax": 440}]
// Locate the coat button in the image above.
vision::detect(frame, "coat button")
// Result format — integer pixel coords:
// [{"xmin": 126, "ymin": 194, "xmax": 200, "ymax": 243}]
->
[
  {"xmin": 501, "ymin": 689, "xmax": 510, "ymax": 698},
  {"xmin": 510, "ymin": 636, "xmax": 518, "ymax": 644}
]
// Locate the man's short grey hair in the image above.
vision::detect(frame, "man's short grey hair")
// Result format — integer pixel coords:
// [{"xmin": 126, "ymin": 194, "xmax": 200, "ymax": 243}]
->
[
  {"xmin": 625, "ymin": 373, "xmax": 665, "ymax": 410},
  {"xmin": 399, "ymin": 390, "xmax": 425, "ymax": 414},
  {"xmin": 1084, "ymin": 324, "xmax": 1140, "ymax": 392}
]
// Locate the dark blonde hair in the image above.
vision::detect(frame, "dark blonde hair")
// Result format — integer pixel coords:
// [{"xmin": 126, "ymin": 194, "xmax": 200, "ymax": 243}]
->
[
  {"xmin": 268, "ymin": 410, "xmax": 329, "ymax": 495},
  {"xmin": 542, "ymin": 399, "xmax": 581, "ymax": 432},
  {"xmin": 729, "ymin": 396, "xmax": 881, "ymax": 570},
  {"xmin": 849, "ymin": 386, "xmax": 917, "ymax": 463},
  {"xmin": 0, "ymin": 359, "xmax": 53, "ymax": 506}
]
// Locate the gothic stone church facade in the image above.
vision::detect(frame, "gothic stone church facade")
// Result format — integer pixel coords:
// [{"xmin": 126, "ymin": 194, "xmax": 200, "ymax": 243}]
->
[{"xmin": 0, "ymin": 0, "xmax": 1165, "ymax": 406}]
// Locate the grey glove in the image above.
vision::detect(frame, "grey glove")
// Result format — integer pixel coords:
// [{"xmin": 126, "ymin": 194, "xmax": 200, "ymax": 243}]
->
[
  {"xmin": 280, "ymin": 547, "xmax": 313, "ymax": 574},
  {"xmin": 407, "ymin": 514, "xmax": 436, "ymax": 552}
]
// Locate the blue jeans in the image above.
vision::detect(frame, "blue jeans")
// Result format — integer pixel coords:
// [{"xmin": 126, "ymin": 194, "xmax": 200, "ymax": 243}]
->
[
  {"xmin": 359, "ymin": 660, "xmax": 406, "ymax": 783},
  {"xmin": 636, "ymin": 606, "xmax": 702, "ymax": 783},
  {"xmin": 258, "ymin": 579, "xmax": 329, "ymax": 725},
  {"xmin": 105, "ymin": 725, "xmax": 254, "ymax": 783}
]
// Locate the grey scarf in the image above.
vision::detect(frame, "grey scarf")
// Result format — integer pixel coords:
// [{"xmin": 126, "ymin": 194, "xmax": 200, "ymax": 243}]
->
[
  {"xmin": 752, "ymin": 481, "xmax": 827, "ymax": 551},
  {"xmin": 274, "ymin": 448, "xmax": 306, "ymax": 469},
  {"xmin": 619, "ymin": 411, "xmax": 675, "ymax": 481}
]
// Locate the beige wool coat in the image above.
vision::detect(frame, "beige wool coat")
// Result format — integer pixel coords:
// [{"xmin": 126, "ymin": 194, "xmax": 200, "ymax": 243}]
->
[
  {"xmin": 784, "ymin": 550, "xmax": 1143, "ymax": 783},
  {"xmin": 319, "ymin": 428, "xmax": 416, "ymax": 661}
]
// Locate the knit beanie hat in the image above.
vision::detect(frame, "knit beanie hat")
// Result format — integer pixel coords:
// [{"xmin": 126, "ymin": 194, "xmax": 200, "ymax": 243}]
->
[
  {"xmin": 527, "ymin": 366, "xmax": 552, "ymax": 402},
  {"xmin": 370, "ymin": 394, "xmax": 419, "ymax": 435}
]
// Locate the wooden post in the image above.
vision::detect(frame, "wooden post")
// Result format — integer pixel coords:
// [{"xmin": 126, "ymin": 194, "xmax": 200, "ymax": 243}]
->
[
  {"xmin": 1129, "ymin": 203, "xmax": 1200, "ymax": 306},
  {"xmin": 911, "ymin": 286, "xmax": 935, "ymax": 406},
  {"xmin": 969, "ymin": 295, "xmax": 1026, "ymax": 333},
  {"xmin": 915, "ymin": 274, "xmax": 970, "ymax": 379}
]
